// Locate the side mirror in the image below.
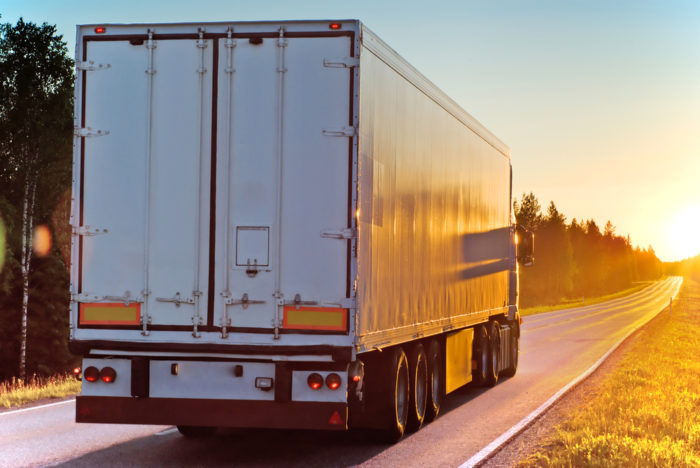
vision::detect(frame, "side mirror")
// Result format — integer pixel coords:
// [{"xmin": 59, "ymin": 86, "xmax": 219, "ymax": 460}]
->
[{"xmin": 515, "ymin": 225, "xmax": 534, "ymax": 266}]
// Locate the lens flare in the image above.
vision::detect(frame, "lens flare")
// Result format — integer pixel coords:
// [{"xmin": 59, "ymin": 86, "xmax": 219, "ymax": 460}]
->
[{"xmin": 33, "ymin": 225, "xmax": 52, "ymax": 257}]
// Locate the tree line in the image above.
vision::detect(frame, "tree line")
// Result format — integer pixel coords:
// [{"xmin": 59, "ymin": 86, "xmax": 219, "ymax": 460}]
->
[
  {"xmin": 0, "ymin": 18, "xmax": 74, "ymax": 382},
  {"xmin": 514, "ymin": 192, "xmax": 663, "ymax": 307},
  {"xmin": 664, "ymin": 254, "xmax": 700, "ymax": 283}
]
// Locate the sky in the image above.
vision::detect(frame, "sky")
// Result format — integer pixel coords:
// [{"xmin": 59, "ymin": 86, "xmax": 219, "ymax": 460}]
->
[{"xmin": 3, "ymin": 0, "xmax": 700, "ymax": 261}]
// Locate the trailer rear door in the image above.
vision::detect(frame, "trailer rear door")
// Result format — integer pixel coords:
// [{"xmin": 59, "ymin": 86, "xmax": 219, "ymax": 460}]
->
[
  {"xmin": 77, "ymin": 28, "xmax": 353, "ymax": 335},
  {"xmin": 79, "ymin": 35, "xmax": 213, "ymax": 329},
  {"xmin": 213, "ymin": 33, "xmax": 352, "ymax": 333}
]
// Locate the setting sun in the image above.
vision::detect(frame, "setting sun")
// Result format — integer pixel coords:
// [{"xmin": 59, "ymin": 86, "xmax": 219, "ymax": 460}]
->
[{"xmin": 668, "ymin": 204, "xmax": 700, "ymax": 261}]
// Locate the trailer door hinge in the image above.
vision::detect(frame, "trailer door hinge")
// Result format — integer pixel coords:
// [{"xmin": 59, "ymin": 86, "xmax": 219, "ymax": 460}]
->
[
  {"xmin": 320, "ymin": 228, "xmax": 357, "ymax": 240},
  {"xmin": 76, "ymin": 61, "xmax": 111, "ymax": 71},
  {"xmin": 73, "ymin": 225, "xmax": 109, "ymax": 237},
  {"xmin": 74, "ymin": 127, "xmax": 110, "ymax": 138},
  {"xmin": 323, "ymin": 57, "xmax": 359, "ymax": 68},
  {"xmin": 322, "ymin": 126, "xmax": 356, "ymax": 137}
]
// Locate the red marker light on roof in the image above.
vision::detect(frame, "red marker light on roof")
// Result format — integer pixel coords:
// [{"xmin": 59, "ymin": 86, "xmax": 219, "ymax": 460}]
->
[
  {"xmin": 94, "ymin": 27, "xmax": 106, "ymax": 34},
  {"xmin": 329, "ymin": 23, "xmax": 342, "ymax": 30}
]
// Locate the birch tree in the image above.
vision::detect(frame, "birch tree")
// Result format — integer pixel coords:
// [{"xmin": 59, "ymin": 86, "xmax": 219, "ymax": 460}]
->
[{"xmin": 0, "ymin": 18, "xmax": 73, "ymax": 380}]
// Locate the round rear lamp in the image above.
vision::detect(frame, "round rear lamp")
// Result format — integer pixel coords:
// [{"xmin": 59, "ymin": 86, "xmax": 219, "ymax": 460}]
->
[
  {"xmin": 83, "ymin": 366, "xmax": 99, "ymax": 382},
  {"xmin": 307, "ymin": 373, "xmax": 323, "ymax": 390},
  {"xmin": 100, "ymin": 367, "xmax": 117, "ymax": 383},
  {"xmin": 326, "ymin": 373, "xmax": 341, "ymax": 390}
]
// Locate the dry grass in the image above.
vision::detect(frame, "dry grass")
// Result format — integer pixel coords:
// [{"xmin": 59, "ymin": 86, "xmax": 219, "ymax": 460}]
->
[
  {"xmin": 520, "ymin": 281, "xmax": 654, "ymax": 317},
  {"xmin": 521, "ymin": 278, "xmax": 700, "ymax": 467},
  {"xmin": 0, "ymin": 373, "xmax": 81, "ymax": 409}
]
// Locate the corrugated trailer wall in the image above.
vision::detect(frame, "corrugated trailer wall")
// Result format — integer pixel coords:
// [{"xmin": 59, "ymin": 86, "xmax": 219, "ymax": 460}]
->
[{"xmin": 356, "ymin": 28, "xmax": 512, "ymax": 351}]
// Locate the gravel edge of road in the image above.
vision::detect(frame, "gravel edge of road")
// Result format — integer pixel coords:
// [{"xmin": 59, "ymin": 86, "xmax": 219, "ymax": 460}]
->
[{"xmin": 481, "ymin": 295, "xmax": 673, "ymax": 467}]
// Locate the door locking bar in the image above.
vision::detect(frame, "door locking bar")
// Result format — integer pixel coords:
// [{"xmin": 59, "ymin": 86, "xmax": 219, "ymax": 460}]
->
[
  {"xmin": 156, "ymin": 292, "xmax": 195, "ymax": 307},
  {"xmin": 225, "ymin": 293, "xmax": 266, "ymax": 309},
  {"xmin": 284, "ymin": 293, "xmax": 318, "ymax": 310}
]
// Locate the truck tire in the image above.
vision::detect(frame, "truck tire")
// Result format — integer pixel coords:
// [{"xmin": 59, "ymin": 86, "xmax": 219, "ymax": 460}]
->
[
  {"xmin": 177, "ymin": 425, "xmax": 216, "ymax": 438},
  {"xmin": 407, "ymin": 343, "xmax": 428, "ymax": 432},
  {"xmin": 424, "ymin": 339, "xmax": 442, "ymax": 423},
  {"xmin": 502, "ymin": 322, "xmax": 519, "ymax": 378},
  {"xmin": 472, "ymin": 324, "xmax": 489, "ymax": 386},
  {"xmin": 377, "ymin": 347, "xmax": 410, "ymax": 442},
  {"xmin": 485, "ymin": 320, "xmax": 500, "ymax": 387}
]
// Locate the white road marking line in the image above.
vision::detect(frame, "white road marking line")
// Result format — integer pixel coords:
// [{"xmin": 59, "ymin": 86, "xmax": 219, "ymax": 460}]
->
[
  {"xmin": 460, "ymin": 277, "xmax": 682, "ymax": 468},
  {"xmin": 156, "ymin": 427, "xmax": 178, "ymax": 436},
  {"xmin": 0, "ymin": 398, "xmax": 75, "ymax": 417}
]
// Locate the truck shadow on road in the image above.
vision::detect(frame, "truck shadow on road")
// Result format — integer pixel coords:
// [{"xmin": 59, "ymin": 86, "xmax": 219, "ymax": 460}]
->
[{"xmin": 57, "ymin": 382, "xmax": 504, "ymax": 467}]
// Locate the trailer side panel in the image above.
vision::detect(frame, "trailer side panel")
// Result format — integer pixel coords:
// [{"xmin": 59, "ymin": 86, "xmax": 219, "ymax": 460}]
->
[{"xmin": 356, "ymin": 31, "xmax": 512, "ymax": 350}]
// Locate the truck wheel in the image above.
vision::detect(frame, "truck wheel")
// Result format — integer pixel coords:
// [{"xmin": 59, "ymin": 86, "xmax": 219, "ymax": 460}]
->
[
  {"xmin": 502, "ymin": 324, "xmax": 519, "ymax": 378},
  {"xmin": 424, "ymin": 339, "xmax": 442, "ymax": 423},
  {"xmin": 485, "ymin": 321, "xmax": 500, "ymax": 387},
  {"xmin": 177, "ymin": 425, "xmax": 216, "ymax": 438},
  {"xmin": 472, "ymin": 324, "xmax": 489, "ymax": 386},
  {"xmin": 407, "ymin": 343, "xmax": 428, "ymax": 432},
  {"xmin": 377, "ymin": 347, "xmax": 409, "ymax": 442}
]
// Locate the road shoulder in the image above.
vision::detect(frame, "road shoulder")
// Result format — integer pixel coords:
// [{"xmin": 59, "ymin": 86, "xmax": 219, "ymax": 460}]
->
[{"xmin": 483, "ymin": 290, "xmax": 673, "ymax": 467}]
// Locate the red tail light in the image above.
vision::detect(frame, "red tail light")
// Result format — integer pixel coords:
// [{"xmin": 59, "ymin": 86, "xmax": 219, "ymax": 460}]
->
[
  {"xmin": 329, "ymin": 23, "xmax": 342, "ymax": 30},
  {"xmin": 73, "ymin": 367, "xmax": 82, "ymax": 381},
  {"xmin": 100, "ymin": 367, "xmax": 117, "ymax": 383},
  {"xmin": 84, "ymin": 366, "xmax": 99, "ymax": 382},
  {"xmin": 326, "ymin": 373, "xmax": 341, "ymax": 390},
  {"xmin": 94, "ymin": 27, "xmax": 106, "ymax": 34},
  {"xmin": 307, "ymin": 373, "xmax": 323, "ymax": 390}
]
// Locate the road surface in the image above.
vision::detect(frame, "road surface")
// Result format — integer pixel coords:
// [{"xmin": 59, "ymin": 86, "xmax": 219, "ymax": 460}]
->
[{"xmin": 0, "ymin": 277, "xmax": 681, "ymax": 467}]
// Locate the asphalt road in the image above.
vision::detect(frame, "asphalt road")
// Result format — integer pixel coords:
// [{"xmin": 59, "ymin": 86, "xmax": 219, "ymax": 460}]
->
[{"xmin": 0, "ymin": 277, "xmax": 682, "ymax": 468}]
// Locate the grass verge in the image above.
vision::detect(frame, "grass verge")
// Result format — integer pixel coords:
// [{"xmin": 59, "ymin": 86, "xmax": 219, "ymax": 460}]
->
[
  {"xmin": 520, "ymin": 281, "xmax": 654, "ymax": 317},
  {"xmin": 521, "ymin": 277, "xmax": 700, "ymax": 467},
  {"xmin": 0, "ymin": 374, "xmax": 81, "ymax": 409}
]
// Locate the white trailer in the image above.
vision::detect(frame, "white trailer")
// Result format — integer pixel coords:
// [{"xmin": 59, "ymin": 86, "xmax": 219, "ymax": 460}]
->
[{"xmin": 70, "ymin": 19, "xmax": 533, "ymax": 441}]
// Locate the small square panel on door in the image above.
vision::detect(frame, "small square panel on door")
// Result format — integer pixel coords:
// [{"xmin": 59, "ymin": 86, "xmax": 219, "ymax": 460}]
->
[{"xmin": 235, "ymin": 226, "xmax": 270, "ymax": 267}]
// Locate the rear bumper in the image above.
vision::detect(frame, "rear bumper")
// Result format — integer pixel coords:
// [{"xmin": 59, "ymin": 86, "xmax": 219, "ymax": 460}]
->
[{"xmin": 76, "ymin": 396, "xmax": 347, "ymax": 431}]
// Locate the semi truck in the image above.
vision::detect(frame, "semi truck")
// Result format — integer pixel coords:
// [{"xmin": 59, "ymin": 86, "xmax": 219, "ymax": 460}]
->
[{"xmin": 70, "ymin": 19, "xmax": 534, "ymax": 441}]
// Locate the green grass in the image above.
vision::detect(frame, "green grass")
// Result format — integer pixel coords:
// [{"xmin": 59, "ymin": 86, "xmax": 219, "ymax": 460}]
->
[
  {"xmin": 0, "ymin": 374, "xmax": 81, "ymax": 409},
  {"xmin": 520, "ymin": 281, "xmax": 655, "ymax": 317},
  {"xmin": 521, "ymin": 277, "xmax": 700, "ymax": 467}
]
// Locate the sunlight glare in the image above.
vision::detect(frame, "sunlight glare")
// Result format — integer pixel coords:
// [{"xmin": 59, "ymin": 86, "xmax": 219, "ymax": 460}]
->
[{"xmin": 668, "ymin": 205, "xmax": 700, "ymax": 260}]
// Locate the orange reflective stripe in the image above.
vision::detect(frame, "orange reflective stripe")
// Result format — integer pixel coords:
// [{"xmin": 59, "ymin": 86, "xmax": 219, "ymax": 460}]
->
[
  {"xmin": 79, "ymin": 303, "xmax": 141, "ymax": 325},
  {"xmin": 283, "ymin": 306, "xmax": 347, "ymax": 331}
]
